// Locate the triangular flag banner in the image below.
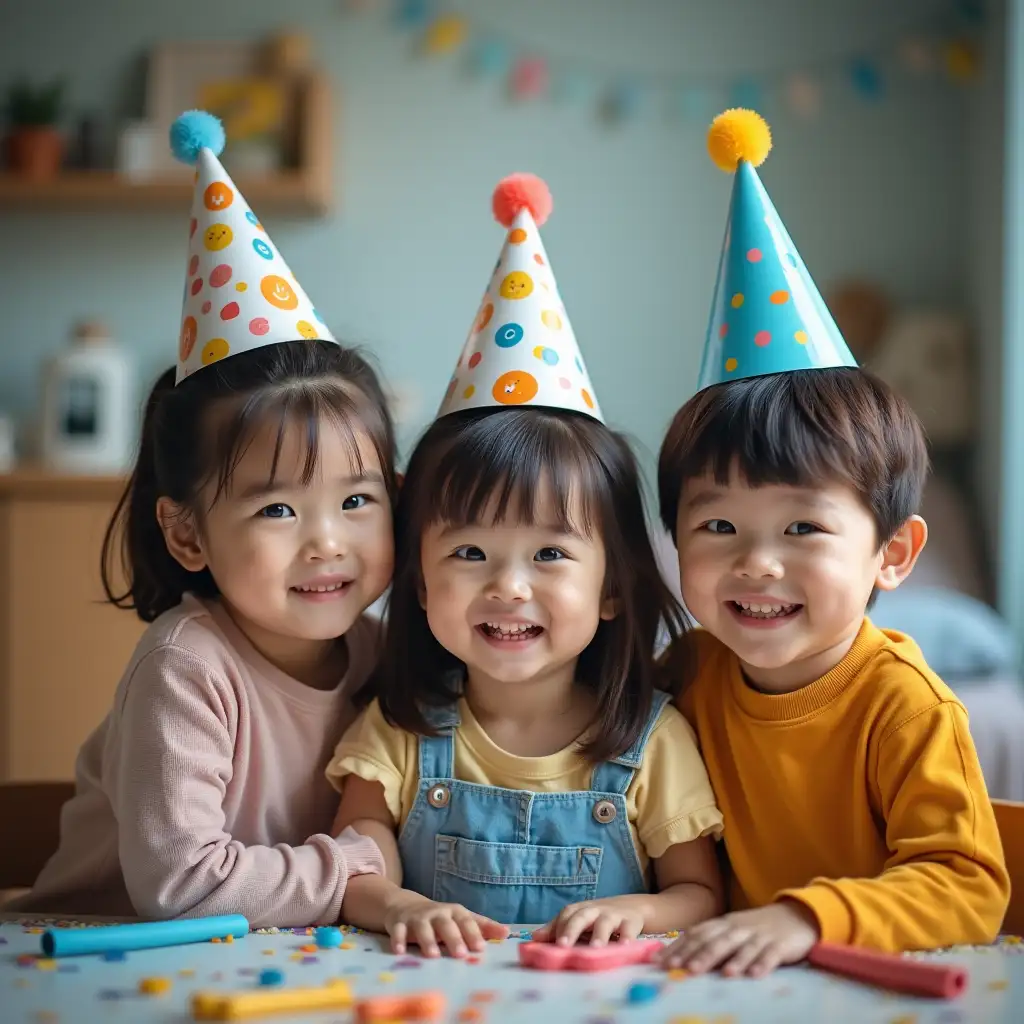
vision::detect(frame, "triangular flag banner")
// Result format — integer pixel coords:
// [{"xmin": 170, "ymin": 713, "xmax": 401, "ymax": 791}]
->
[
  {"xmin": 698, "ymin": 109, "xmax": 857, "ymax": 392},
  {"xmin": 170, "ymin": 111, "xmax": 336, "ymax": 384},
  {"xmin": 437, "ymin": 174, "xmax": 603, "ymax": 422}
]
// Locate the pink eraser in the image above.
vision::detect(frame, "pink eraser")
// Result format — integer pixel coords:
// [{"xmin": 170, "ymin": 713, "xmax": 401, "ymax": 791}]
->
[
  {"xmin": 519, "ymin": 939, "xmax": 663, "ymax": 972},
  {"xmin": 807, "ymin": 942, "xmax": 969, "ymax": 1000}
]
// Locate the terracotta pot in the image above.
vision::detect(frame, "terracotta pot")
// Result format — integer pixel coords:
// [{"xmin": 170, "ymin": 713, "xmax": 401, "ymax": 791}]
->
[{"xmin": 5, "ymin": 127, "xmax": 65, "ymax": 179}]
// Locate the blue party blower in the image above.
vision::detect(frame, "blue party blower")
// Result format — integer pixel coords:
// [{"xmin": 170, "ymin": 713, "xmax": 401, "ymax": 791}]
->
[{"xmin": 42, "ymin": 914, "xmax": 249, "ymax": 958}]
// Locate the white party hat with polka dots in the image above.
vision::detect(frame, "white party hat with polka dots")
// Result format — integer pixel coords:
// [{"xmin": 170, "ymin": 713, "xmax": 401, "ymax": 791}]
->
[
  {"xmin": 436, "ymin": 174, "xmax": 603, "ymax": 422},
  {"xmin": 170, "ymin": 111, "xmax": 335, "ymax": 384}
]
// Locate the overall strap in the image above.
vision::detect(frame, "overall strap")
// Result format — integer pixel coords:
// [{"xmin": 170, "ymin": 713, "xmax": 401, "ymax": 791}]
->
[
  {"xmin": 589, "ymin": 690, "xmax": 672, "ymax": 795},
  {"xmin": 417, "ymin": 701, "xmax": 460, "ymax": 781}
]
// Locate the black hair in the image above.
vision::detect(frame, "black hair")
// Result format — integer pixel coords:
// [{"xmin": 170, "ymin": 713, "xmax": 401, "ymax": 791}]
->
[
  {"xmin": 101, "ymin": 340, "xmax": 397, "ymax": 622},
  {"xmin": 374, "ymin": 407, "xmax": 686, "ymax": 763},
  {"xmin": 658, "ymin": 368, "xmax": 929, "ymax": 546}
]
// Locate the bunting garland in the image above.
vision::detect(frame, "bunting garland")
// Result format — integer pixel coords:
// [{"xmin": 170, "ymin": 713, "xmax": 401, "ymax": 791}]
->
[{"xmin": 343, "ymin": 0, "xmax": 986, "ymax": 125}]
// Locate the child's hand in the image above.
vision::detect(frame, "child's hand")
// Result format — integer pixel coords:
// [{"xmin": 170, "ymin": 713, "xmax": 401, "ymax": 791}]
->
[
  {"xmin": 383, "ymin": 889, "xmax": 509, "ymax": 958},
  {"xmin": 532, "ymin": 895, "xmax": 650, "ymax": 947},
  {"xmin": 658, "ymin": 901, "xmax": 820, "ymax": 978}
]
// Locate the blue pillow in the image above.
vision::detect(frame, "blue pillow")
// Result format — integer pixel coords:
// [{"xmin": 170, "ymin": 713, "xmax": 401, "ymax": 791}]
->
[{"xmin": 870, "ymin": 586, "xmax": 1019, "ymax": 681}]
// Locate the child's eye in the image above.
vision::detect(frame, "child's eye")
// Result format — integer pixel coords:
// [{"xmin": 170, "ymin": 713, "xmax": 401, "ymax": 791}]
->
[
  {"xmin": 342, "ymin": 494, "xmax": 370, "ymax": 511},
  {"xmin": 259, "ymin": 503, "xmax": 294, "ymax": 519},
  {"xmin": 535, "ymin": 547, "xmax": 565, "ymax": 562},
  {"xmin": 785, "ymin": 522, "xmax": 819, "ymax": 536},
  {"xmin": 453, "ymin": 545, "xmax": 486, "ymax": 561},
  {"xmin": 703, "ymin": 519, "xmax": 735, "ymax": 534}
]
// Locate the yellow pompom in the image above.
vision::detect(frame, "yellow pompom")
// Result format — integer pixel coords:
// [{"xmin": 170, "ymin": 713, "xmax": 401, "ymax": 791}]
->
[{"xmin": 707, "ymin": 109, "xmax": 772, "ymax": 172}]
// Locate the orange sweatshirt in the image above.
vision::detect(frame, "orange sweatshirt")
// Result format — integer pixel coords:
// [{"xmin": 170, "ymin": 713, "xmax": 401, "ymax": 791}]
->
[{"xmin": 676, "ymin": 619, "xmax": 1009, "ymax": 951}]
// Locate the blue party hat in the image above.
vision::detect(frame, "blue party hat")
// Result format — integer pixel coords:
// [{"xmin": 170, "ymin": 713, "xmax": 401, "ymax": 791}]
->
[{"xmin": 697, "ymin": 110, "xmax": 856, "ymax": 392}]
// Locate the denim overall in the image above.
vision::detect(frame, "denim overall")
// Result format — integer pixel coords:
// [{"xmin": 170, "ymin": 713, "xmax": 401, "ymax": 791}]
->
[{"xmin": 397, "ymin": 691, "xmax": 671, "ymax": 924}]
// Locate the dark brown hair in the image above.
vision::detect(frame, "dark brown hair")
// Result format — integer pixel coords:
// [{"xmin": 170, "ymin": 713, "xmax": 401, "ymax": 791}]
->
[
  {"xmin": 374, "ymin": 407, "xmax": 686, "ymax": 763},
  {"xmin": 102, "ymin": 340, "xmax": 397, "ymax": 622},
  {"xmin": 658, "ymin": 368, "xmax": 929, "ymax": 546}
]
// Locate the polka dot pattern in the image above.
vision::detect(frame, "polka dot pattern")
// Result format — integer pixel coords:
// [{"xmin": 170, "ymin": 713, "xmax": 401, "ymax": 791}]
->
[
  {"xmin": 700, "ymin": 155, "xmax": 857, "ymax": 390},
  {"xmin": 176, "ymin": 147, "xmax": 337, "ymax": 383},
  {"xmin": 437, "ymin": 204, "xmax": 602, "ymax": 421},
  {"xmin": 210, "ymin": 264, "xmax": 232, "ymax": 288},
  {"xmin": 495, "ymin": 323, "xmax": 524, "ymax": 348}
]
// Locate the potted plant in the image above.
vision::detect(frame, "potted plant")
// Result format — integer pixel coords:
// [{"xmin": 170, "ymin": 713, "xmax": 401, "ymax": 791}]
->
[{"xmin": 4, "ymin": 78, "xmax": 66, "ymax": 179}]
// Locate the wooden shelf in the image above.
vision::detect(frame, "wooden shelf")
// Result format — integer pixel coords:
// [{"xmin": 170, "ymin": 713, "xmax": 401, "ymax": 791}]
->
[
  {"xmin": 0, "ymin": 169, "xmax": 328, "ymax": 215},
  {"xmin": 0, "ymin": 73, "xmax": 333, "ymax": 216}
]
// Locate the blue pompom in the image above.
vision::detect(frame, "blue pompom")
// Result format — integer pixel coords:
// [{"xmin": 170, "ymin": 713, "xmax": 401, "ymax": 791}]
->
[{"xmin": 169, "ymin": 110, "xmax": 225, "ymax": 165}]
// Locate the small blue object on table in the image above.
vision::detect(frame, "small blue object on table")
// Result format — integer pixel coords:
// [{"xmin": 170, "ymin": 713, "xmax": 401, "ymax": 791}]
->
[{"xmin": 1, "ymin": 914, "xmax": 1022, "ymax": 1022}]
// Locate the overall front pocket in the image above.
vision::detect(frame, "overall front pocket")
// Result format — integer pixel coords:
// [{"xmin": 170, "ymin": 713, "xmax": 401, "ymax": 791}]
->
[{"xmin": 432, "ymin": 834, "xmax": 603, "ymax": 924}]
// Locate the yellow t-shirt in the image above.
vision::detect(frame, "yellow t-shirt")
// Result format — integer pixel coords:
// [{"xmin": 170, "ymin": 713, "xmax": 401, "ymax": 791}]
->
[
  {"xmin": 327, "ymin": 697, "xmax": 723, "ymax": 872},
  {"xmin": 675, "ymin": 619, "xmax": 1010, "ymax": 951}
]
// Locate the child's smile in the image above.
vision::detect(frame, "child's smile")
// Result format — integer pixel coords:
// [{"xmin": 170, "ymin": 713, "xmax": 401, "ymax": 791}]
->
[
  {"xmin": 726, "ymin": 597, "xmax": 803, "ymax": 627},
  {"xmin": 477, "ymin": 620, "xmax": 545, "ymax": 644}
]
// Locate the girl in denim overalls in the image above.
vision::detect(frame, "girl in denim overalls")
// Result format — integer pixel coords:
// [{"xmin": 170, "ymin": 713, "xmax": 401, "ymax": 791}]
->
[{"xmin": 328, "ymin": 176, "xmax": 724, "ymax": 958}]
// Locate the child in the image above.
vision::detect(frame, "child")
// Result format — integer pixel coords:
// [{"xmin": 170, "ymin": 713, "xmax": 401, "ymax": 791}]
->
[
  {"xmin": 657, "ymin": 111, "xmax": 1009, "ymax": 977},
  {"xmin": 327, "ymin": 176, "xmax": 725, "ymax": 958},
  {"xmin": 5, "ymin": 113, "xmax": 397, "ymax": 927}
]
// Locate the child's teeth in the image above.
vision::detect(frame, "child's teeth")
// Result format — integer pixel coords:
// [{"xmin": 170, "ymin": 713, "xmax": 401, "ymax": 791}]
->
[{"xmin": 737, "ymin": 601, "xmax": 795, "ymax": 618}]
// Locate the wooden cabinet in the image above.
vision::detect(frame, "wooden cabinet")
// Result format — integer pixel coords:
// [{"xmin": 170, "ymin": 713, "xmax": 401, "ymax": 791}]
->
[{"xmin": 0, "ymin": 471, "xmax": 145, "ymax": 781}]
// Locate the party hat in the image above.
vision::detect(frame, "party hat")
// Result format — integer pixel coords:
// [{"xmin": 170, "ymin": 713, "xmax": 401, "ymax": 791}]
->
[
  {"xmin": 697, "ymin": 109, "xmax": 856, "ymax": 392},
  {"xmin": 436, "ymin": 174, "xmax": 602, "ymax": 422},
  {"xmin": 170, "ymin": 111, "xmax": 336, "ymax": 384}
]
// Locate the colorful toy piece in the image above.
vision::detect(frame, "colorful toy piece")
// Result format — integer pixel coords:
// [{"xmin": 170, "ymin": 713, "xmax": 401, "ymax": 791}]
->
[
  {"xmin": 518, "ymin": 938, "xmax": 663, "ymax": 972},
  {"xmin": 354, "ymin": 990, "xmax": 447, "ymax": 1022},
  {"xmin": 42, "ymin": 915, "xmax": 249, "ymax": 958},
  {"xmin": 314, "ymin": 925, "xmax": 342, "ymax": 949},
  {"xmin": 808, "ymin": 942, "xmax": 969, "ymax": 999},
  {"xmin": 190, "ymin": 980, "xmax": 353, "ymax": 1020}
]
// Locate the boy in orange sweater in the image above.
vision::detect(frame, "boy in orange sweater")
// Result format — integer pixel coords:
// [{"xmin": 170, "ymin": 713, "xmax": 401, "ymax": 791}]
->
[{"xmin": 657, "ymin": 111, "xmax": 1009, "ymax": 978}]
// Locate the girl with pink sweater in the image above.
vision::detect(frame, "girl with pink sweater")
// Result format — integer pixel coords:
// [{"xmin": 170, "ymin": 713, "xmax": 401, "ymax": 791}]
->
[{"xmin": 6, "ymin": 113, "xmax": 394, "ymax": 927}]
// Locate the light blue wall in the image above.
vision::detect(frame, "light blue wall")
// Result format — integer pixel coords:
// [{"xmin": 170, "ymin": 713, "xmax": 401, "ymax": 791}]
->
[
  {"xmin": 968, "ymin": 0, "xmax": 1006, "ymax": 590},
  {"xmin": 997, "ymin": 0, "xmax": 1024, "ymax": 638},
  {"xmin": 0, "ymin": 0, "xmax": 968, "ymax": 470}
]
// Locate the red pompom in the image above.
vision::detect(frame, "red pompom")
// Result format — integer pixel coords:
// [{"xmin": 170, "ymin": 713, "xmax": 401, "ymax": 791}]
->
[{"xmin": 492, "ymin": 173, "xmax": 552, "ymax": 228}]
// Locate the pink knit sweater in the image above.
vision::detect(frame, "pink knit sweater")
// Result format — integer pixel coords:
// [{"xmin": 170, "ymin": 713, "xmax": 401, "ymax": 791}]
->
[{"xmin": 6, "ymin": 595, "xmax": 384, "ymax": 927}]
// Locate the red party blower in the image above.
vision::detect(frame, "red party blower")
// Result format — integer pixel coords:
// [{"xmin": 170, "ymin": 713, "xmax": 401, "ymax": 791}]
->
[{"xmin": 807, "ymin": 942, "xmax": 969, "ymax": 999}]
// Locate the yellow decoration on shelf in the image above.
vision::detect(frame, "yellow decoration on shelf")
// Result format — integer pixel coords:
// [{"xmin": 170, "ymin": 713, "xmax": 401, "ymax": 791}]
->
[
  {"xmin": 422, "ymin": 14, "xmax": 468, "ymax": 55},
  {"xmin": 198, "ymin": 77, "xmax": 286, "ymax": 142},
  {"xmin": 945, "ymin": 40, "xmax": 979, "ymax": 82}
]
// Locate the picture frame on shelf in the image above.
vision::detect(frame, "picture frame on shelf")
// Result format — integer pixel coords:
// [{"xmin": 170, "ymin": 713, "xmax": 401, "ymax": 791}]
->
[{"xmin": 145, "ymin": 41, "xmax": 299, "ymax": 178}]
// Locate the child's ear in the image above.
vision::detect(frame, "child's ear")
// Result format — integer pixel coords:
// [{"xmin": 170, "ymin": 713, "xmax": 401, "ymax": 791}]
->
[
  {"xmin": 156, "ymin": 497, "xmax": 207, "ymax": 573},
  {"xmin": 875, "ymin": 515, "xmax": 927, "ymax": 592}
]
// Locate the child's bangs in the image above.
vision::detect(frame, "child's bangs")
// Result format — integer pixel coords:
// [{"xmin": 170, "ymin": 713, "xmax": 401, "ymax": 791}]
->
[
  {"xmin": 205, "ymin": 378, "xmax": 386, "ymax": 506},
  {"xmin": 427, "ymin": 412, "xmax": 608, "ymax": 537},
  {"xmin": 682, "ymin": 375, "xmax": 860, "ymax": 493}
]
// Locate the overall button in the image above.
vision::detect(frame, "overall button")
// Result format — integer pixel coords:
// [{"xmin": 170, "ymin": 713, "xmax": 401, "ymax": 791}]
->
[
  {"xmin": 428, "ymin": 784, "xmax": 451, "ymax": 808},
  {"xmin": 593, "ymin": 799, "xmax": 617, "ymax": 824}
]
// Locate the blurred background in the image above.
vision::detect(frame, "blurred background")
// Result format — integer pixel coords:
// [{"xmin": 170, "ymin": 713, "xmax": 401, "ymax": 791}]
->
[{"xmin": 2, "ymin": 0, "xmax": 1024, "ymax": 794}]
